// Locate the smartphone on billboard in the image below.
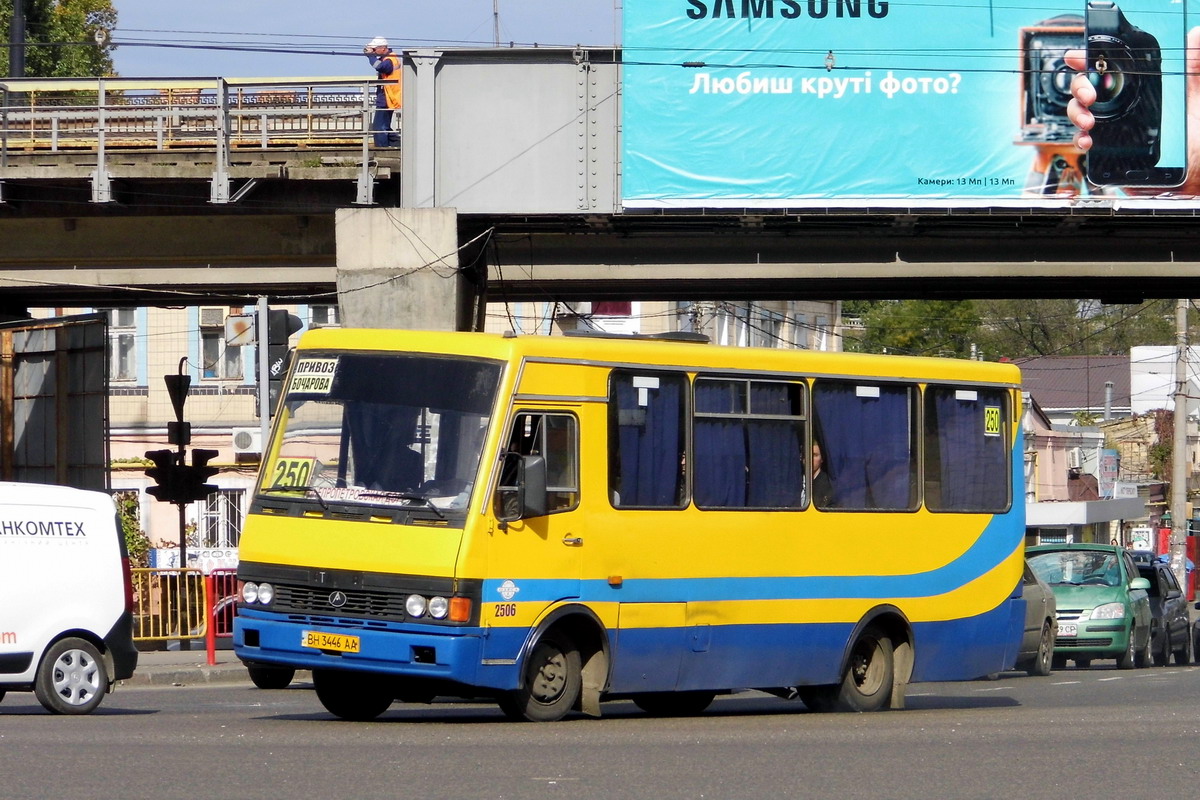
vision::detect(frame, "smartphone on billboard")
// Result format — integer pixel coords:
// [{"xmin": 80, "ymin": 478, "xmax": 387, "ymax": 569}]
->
[{"xmin": 1085, "ymin": 0, "xmax": 1187, "ymax": 186}]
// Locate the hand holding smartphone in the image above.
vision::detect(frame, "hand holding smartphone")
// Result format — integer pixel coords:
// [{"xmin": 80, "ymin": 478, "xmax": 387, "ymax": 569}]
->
[{"xmin": 1085, "ymin": 0, "xmax": 1188, "ymax": 187}]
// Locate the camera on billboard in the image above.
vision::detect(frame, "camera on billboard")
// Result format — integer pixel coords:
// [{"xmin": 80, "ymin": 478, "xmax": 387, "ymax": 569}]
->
[
  {"xmin": 1085, "ymin": 0, "xmax": 1164, "ymax": 175},
  {"xmin": 1018, "ymin": 15, "xmax": 1084, "ymax": 144}
]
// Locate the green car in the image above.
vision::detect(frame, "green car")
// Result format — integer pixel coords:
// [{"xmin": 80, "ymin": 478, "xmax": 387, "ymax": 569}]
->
[{"xmin": 1026, "ymin": 544, "xmax": 1152, "ymax": 670}]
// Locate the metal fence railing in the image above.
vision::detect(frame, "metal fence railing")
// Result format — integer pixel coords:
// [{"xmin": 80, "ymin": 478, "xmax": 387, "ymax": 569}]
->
[
  {"xmin": 0, "ymin": 76, "xmax": 392, "ymax": 204},
  {"xmin": 130, "ymin": 566, "xmax": 240, "ymax": 666}
]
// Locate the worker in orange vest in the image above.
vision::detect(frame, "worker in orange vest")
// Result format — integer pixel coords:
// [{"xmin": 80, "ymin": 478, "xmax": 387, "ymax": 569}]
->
[{"xmin": 363, "ymin": 36, "xmax": 402, "ymax": 147}]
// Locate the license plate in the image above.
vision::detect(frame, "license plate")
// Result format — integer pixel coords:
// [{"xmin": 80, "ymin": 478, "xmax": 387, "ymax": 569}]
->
[
  {"xmin": 301, "ymin": 630, "xmax": 360, "ymax": 653},
  {"xmin": 1057, "ymin": 623, "xmax": 1077, "ymax": 638}
]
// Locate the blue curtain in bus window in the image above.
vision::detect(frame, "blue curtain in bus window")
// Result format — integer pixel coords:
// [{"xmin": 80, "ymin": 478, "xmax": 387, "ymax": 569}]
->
[
  {"xmin": 694, "ymin": 381, "xmax": 746, "ymax": 507},
  {"xmin": 345, "ymin": 402, "xmax": 423, "ymax": 491},
  {"xmin": 813, "ymin": 383, "xmax": 913, "ymax": 510},
  {"xmin": 613, "ymin": 374, "xmax": 684, "ymax": 507},
  {"xmin": 929, "ymin": 389, "xmax": 1009, "ymax": 512},
  {"xmin": 746, "ymin": 382, "xmax": 804, "ymax": 508},
  {"xmin": 746, "ymin": 421, "xmax": 804, "ymax": 507}
]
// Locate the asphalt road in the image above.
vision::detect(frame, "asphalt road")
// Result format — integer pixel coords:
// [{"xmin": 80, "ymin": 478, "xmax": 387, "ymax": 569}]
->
[{"xmin": 2, "ymin": 665, "xmax": 1198, "ymax": 800}]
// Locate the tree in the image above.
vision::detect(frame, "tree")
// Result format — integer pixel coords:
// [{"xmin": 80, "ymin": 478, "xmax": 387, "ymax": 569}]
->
[
  {"xmin": 843, "ymin": 299, "xmax": 981, "ymax": 358},
  {"xmin": 1, "ymin": 0, "xmax": 117, "ymax": 78},
  {"xmin": 973, "ymin": 298, "xmax": 1175, "ymax": 359}
]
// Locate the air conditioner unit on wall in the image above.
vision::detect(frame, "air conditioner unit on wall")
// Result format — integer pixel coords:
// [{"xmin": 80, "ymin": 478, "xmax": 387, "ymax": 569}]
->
[
  {"xmin": 231, "ymin": 427, "xmax": 262, "ymax": 455},
  {"xmin": 199, "ymin": 306, "xmax": 225, "ymax": 328},
  {"xmin": 1067, "ymin": 447, "xmax": 1083, "ymax": 470}
]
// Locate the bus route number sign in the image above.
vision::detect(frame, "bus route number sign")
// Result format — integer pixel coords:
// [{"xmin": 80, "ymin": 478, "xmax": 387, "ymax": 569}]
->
[
  {"xmin": 270, "ymin": 457, "xmax": 316, "ymax": 490},
  {"xmin": 984, "ymin": 406, "xmax": 1001, "ymax": 437}
]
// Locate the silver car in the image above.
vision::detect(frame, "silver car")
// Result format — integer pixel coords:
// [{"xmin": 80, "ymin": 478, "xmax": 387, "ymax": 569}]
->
[{"xmin": 1015, "ymin": 561, "xmax": 1058, "ymax": 676}]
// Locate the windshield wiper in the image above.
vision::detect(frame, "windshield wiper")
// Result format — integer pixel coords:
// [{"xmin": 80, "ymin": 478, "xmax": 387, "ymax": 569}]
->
[
  {"xmin": 260, "ymin": 485, "xmax": 330, "ymax": 510},
  {"xmin": 358, "ymin": 491, "xmax": 446, "ymax": 519}
]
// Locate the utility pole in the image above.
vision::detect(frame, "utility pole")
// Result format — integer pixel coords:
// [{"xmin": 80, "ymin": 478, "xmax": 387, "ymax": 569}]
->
[
  {"xmin": 1170, "ymin": 298, "xmax": 1189, "ymax": 591},
  {"xmin": 8, "ymin": 0, "xmax": 25, "ymax": 78}
]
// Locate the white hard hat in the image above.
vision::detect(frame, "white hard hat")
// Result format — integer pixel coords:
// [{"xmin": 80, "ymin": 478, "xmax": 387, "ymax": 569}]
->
[{"xmin": 367, "ymin": 37, "xmax": 389, "ymax": 48}]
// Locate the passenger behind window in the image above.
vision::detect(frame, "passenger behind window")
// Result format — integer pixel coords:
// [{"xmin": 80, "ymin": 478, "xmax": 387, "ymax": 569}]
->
[{"xmin": 812, "ymin": 442, "xmax": 835, "ymax": 509}]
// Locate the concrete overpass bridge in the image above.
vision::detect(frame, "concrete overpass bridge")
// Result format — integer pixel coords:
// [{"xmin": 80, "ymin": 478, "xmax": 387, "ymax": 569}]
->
[{"xmin": 3, "ymin": 47, "xmax": 1200, "ymax": 326}]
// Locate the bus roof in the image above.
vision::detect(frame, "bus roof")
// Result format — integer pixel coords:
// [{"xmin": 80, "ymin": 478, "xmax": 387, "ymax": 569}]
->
[{"xmin": 296, "ymin": 328, "xmax": 1022, "ymax": 386}]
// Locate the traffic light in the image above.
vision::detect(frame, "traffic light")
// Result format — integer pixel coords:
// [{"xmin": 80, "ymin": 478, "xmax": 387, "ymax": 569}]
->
[
  {"xmin": 258, "ymin": 309, "xmax": 303, "ymax": 417},
  {"xmin": 145, "ymin": 449, "xmax": 181, "ymax": 503},
  {"xmin": 145, "ymin": 449, "xmax": 219, "ymax": 504},
  {"xmin": 184, "ymin": 449, "xmax": 221, "ymax": 501}
]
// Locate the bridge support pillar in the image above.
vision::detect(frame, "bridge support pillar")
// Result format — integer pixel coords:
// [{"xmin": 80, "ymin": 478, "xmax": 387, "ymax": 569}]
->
[{"xmin": 334, "ymin": 207, "xmax": 471, "ymax": 331}]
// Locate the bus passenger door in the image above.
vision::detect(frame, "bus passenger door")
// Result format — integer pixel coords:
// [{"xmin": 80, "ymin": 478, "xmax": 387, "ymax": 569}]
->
[{"xmin": 484, "ymin": 410, "xmax": 583, "ymax": 659}]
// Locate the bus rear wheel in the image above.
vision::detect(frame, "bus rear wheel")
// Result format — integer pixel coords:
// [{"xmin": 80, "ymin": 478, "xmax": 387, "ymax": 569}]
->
[
  {"xmin": 632, "ymin": 691, "xmax": 716, "ymax": 716},
  {"xmin": 313, "ymin": 669, "xmax": 394, "ymax": 721},
  {"xmin": 803, "ymin": 627, "xmax": 895, "ymax": 712},
  {"xmin": 498, "ymin": 632, "xmax": 581, "ymax": 722}
]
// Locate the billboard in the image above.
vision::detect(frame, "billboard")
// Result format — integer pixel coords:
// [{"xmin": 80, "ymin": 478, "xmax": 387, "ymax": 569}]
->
[{"xmin": 622, "ymin": 0, "xmax": 1192, "ymax": 208}]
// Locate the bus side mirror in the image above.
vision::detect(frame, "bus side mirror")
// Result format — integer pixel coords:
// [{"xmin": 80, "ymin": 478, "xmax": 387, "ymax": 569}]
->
[{"xmin": 495, "ymin": 453, "xmax": 548, "ymax": 523}]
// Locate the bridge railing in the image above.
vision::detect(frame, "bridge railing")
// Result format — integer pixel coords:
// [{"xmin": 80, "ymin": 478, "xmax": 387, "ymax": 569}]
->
[
  {"xmin": 0, "ymin": 76, "xmax": 393, "ymax": 203},
  {"xmin": 0, "ymin": 77, "xmax": 377, "ymax": 150}
]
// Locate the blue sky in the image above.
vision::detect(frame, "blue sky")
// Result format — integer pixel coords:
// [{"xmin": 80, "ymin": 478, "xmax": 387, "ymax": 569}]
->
[{"xmin": 111, "ymin": 0, "xmax": 622, "ymax": 77}]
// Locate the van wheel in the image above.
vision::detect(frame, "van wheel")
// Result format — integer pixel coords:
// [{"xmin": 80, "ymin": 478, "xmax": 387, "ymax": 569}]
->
[
  {"xmin": 247, "ymin": 664, "xmax": 296, "ymax": 690},
  {"xmin": 498, "ymin": 632, "xmax": 581, "ymax": 722},
  {"xmin": 34, "ymin": 637, "xmax": 106, "ymax": 715},
  {"xmin": 632, "ymin": 691, "xmax": 716, "ymax": 716},
  {"xmin": 313, "ymin": 669, "xmax": 393, "ymax": 721}
]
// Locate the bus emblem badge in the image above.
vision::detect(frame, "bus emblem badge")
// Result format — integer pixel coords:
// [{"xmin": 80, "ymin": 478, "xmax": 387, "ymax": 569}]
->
[
  {"xmin": 328, "ymin": 591, "xmax": 348, "ymax": 608},
  {"xmin": 497, "ymin": 580, "xmax": 520, "ymax": 601}
]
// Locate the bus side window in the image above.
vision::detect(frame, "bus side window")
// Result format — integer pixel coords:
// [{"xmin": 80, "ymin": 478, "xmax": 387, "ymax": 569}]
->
[
  {"xmin": 811, "ymin": 381, "xmax": 918, "ymax": 511},
  {"xmin": 609, "ymin": 371, "xmax": 687, "ymax": 508},
  {"xmin": 923, "ymin": 386, "xmax": 1010, "ymax": 513},
  {"xmin": 505, "ymin": 412, "xmax": 579, "ymax": 513}
]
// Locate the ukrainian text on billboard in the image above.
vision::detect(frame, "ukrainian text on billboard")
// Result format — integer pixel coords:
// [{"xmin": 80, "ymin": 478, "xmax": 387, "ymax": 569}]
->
[{"xmin": 621, "ymin": 0, "xmax": 1191, "ymax": 208}]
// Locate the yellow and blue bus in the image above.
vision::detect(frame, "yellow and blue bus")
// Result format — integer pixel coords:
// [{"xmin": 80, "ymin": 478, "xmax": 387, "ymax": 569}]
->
[{"xmin": 233, "ymin": 328, "xmax": 1026, "ymax": 721}]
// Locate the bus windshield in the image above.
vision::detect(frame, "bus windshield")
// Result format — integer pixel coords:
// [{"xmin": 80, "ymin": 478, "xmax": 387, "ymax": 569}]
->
[{"xmin": 261, "ymin": 351, "xmax": 503, "ymax": 511}]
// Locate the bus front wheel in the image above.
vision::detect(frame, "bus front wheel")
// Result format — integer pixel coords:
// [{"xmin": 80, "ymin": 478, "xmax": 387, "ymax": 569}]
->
[
  {"xmin": 313, "ymin": 668, "xmax": 394, "ymax": 721},
  {"xmin": 498, "ymin": 632, "xmax": 582, "ymax": 722}
]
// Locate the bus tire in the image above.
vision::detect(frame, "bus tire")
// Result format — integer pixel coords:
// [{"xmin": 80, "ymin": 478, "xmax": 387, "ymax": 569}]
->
[
  {"xmin": 498, "ymin": 632, "xmax": 581, "ymax": 722},
  {"xmin": 247, "ymin": 664, "xmax": 295, "ymax": 690},
  {"xmin": 34, "ymin": 637, "xmax": 107, "ymax": 715},
  {"xmin": 632, "ymin": 691, "xmax": 716, "ymax": 716},
  {"xmin": 313, "ymin": 668, "xmax": 393, "ymax": 721},
  {"xmin": 834, "ymin": 627, "xmax": 894, "ymax": 712}
]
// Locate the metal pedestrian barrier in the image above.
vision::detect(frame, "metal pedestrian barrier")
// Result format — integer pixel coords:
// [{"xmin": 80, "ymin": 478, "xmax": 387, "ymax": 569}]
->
[{"xmin": 130, "ymin": 566, "xmax": 241, "ymax": 666}]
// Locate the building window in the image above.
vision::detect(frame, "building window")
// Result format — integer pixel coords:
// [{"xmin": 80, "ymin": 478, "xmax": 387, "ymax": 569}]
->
[
  {"xmin": 310, "ymin": 304, "xmax": 340, "ymax": 328},
  {"xmin": 753, "ymin": 309, "xmax": 783, "ymax": 348},
  {"xmin": 102, "ymin": 307, "xmax": 137, "ymax": 382},
  {"xmin": 199, "ymin": 489, "xmax": 244, "ymax": 548},
  {"xmin": 200, "ymin": 311, "xmax": 242, "ymax": 380}
]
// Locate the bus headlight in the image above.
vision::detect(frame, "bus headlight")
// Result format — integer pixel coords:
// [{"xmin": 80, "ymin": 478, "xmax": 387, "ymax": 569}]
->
[
  {"xmin": 241, "ymin": 582, "xmax": 274, "ymax": 604},
  {"xmin": 406, "ymin": 594, "xmax": 428, "ymax": 618},
  {"xmin": 428, "ymin": 596, "xmax": 449, "ymax": 619}
]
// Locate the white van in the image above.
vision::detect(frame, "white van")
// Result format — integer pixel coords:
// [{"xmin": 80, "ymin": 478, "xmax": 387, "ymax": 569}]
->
[{"xmin": 0, "ymin": 482, "xmax": 138, "ymax": 714}]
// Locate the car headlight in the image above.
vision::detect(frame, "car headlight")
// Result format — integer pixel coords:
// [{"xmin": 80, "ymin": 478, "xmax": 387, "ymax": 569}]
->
[
  {"xmin": 428, "ymin": 596, "xmax": 449, "ymax": 619},
  {"xmin": 406, "ymin": 594, "xmax": 428, "ymax": 618},
  {"xmin": 1091, "ymin": 602, "xmax": 1127, "ymax": 620},
  {"xmin": 257, "ymin": 582, "xmax": 275, "ymax": 604},
  {"xmin": 242, "ymin": 582, "xmax": 259, "ymax": 603}
]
